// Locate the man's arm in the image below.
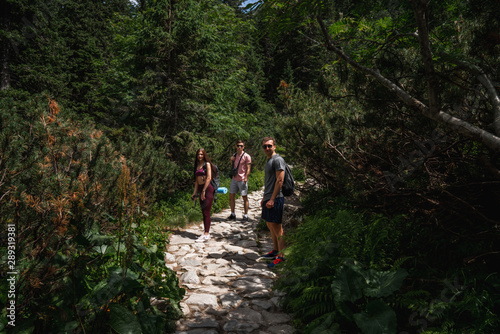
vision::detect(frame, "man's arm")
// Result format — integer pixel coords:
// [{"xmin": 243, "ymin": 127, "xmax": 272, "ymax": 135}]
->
[
  {"xmin": 266, "ymin": 169, "xmax": 284, "ymax": 208},
  {"xmin": 244, "ymin": 163, "xmax": 251, "ymax": 182}
]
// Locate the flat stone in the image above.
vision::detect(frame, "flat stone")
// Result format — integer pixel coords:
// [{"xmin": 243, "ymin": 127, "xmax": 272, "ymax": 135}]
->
[
  {"xmin": 242, "ymin": 268, "xmax": 267, "ymax": 276},
  {"xmin": 227, "ymin": 307, "xmax": 263, "ymax": 323},
  {"xmin": 270, "ymin": 296, "xmax": 283, "ymax": 308},
  {"xmin": 172, "ymin": 250, "xmax": 189, "ymax": 257},
  {"xmin": 231, "ymin": 277, "xmax": 273, "ymax": 292},
  {"xmin": 169, "ymin": 234, "xmax": 195, "ymax": 245},
  {"xmin": 224, "ymin": 244, "xmax": 245, "ymax": 253},
  {"xmin": 262, "ymin": 311, "xmax": 291, "ymax": 325},
  {"xmin": 208, "ymin": 251, "xmax": 227, "ymax": 259},
  {"xmin": 243, "ymin": 252, "xmax": 260, "ymax": 261},
  {"xmin": 184, "ymin": 294, "xmax": 219, "ymax": 308},
  {"xmin": 223, "ymin": 320, "xmax": 260, "ymax": 333},
  {"xmin": 181, "ymin": 271, "xmax": 200, "ymax": 284},
  {"xmin": 198, "ymin": 285, "xmax": 230, "ymax": 295},
  {"xmin": 205, "ymin": 307, "xmax": 229, "ymax": 316},
  {"xmin": 230, "ymin": 264, "xmax": 246, "ymax": 273},
  {"xmin": 180, "ymin": 257, "xmax": 202, "ymax": 267},
  {"xmin": 244, "ymin": 290, "xmax": 272, "ymax": 299},
  {"xmin": 220, "ymin": 292, "xmax": 243, "ymax": 308},
  {"xmin": 215, "ymin": 268, "xmax": 239, "ymax": 277},
  {"xmin": 182, "ymin": 283, "xmax": 200, "ymax": 290},
  {"xmin": 186, "ymin": 317, "xmax": 219, "ymax": 329},
  {"xmin": 236, "ymin": 240, "xmax": 258, "ymax": 248},
  {"xmin": 164, "ymin": 252, "xmax": 176, "ymax": 262},
  {"xmin": 166, "ymin": 263, "xmax": 177, "ymax": 270},
  {"xmin": 202, "ymin": 276, "xmax": 230, "ymax": 285},
  {"xmin": 191, "ymin": 243, "xmax": 205, "ymax": 251},
  {"xmin": 231, "ymin": 280, "xmax": 266, "ymax": 293},
  {"xmin": 237, "ymin": 276, "xmax": 274, "ymax": 285},
  {"xmin": 205, "ymin": 242, "xmax": 225, "ymax": 250},
  {"xmin": 252, "ymin": 300, "xmax": 273, "ymax": 311},
  {"xmin": 198, "ymin": 263, "xmax": 220, "ymax": 276},
  {"xmin": 214, "ymin": 222, "xmax": 232, "ymax": 230},
  {"xmin": 168, "ymin": 245, "xmax": 180, "ymax": 252},
  {"xmin": 215, "ymin": 258, "xmax": 230, "ymax": 265}
]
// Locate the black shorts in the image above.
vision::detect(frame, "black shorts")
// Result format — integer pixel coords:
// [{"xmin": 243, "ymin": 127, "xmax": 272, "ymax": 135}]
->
[{"xmin": 261, "ymin": 197, "xmax": 284, "ymax": 224}]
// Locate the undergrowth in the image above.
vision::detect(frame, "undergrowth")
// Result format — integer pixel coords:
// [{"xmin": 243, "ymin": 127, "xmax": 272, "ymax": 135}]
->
[
  {"xmin": 0, "ymin": 96, "xmax": 185, "ymax": 333},
  {"xmin": 276, "ymin": 190, "xmax": 500, "ymax": 333}
]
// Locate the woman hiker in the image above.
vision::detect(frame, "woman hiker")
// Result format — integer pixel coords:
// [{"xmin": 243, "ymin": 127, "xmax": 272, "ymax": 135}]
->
[{"xmin": 191, "ymin": 148, "xmax": 215, "ymax": 242}]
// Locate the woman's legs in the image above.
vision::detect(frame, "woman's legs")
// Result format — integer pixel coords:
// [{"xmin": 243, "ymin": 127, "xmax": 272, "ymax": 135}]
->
[{"xmin": 199, "ymin": 184, "xmax": 214, "ymax": 233}]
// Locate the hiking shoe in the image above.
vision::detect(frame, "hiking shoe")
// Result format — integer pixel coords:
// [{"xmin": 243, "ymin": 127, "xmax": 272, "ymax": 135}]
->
[
  {"xmin": 261, "ymin": 250, "xmax": 278, "ymax": 259},
  {"xmin": 227, "ymin": 214, "xmax": 236, "ymax": 220},
  {"xmin": 268, "ymin": 257, "xmax": 285, "ymax": 268},
  {"xmin": 241, "ymin": 215, "xmax": 249, "ymax": 222},
  {"xmin": 195, "ymin": 234, "xmax": 210, "ymax": 242}
]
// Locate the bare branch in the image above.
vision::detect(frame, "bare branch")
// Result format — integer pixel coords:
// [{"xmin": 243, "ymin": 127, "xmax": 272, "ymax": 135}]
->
[
  {"xmin": 316, "ymin": 17, "xmax": 500, "ymax": 152},
  {"xmin": 447, "ymin": 58, "xmax": 500, "ymax": 136}
]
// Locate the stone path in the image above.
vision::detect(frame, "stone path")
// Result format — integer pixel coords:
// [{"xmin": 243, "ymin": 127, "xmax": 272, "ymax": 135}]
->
[{"xmin": 165, "ymin": 188, "xmax": 296, "ymax": 334}]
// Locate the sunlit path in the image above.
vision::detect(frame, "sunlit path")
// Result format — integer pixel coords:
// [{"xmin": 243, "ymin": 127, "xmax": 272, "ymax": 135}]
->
[{"xmin": 165, "ymin": 188, "xmax": 296, "ymax": 333}]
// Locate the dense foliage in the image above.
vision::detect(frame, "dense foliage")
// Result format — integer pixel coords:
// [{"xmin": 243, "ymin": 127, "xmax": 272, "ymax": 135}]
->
[
  {"xmin": 0, "ymin": 0, "xmax": 269, "ymax": 332},
  {"xmin": 253, "ymin": 0, "xmax": 500, "ymax": 333},
  {"xmin": 0, "ymin": 96, "xmax": 184, "ymax": 332},
  {"xmin": 1, "ymin": 0, "xmax": 499, "ymax": 333}
]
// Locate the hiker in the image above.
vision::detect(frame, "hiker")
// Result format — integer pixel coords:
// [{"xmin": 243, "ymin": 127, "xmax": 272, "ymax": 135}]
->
[
  {"xmin": 227, "ymin": 140, "xmax": 252, "ymax": 222},
  {"xmin": 260, "ymin": 136, "xmax": 286, "ymax": 268},
  {"xmin": 191, "ymin": 148, "xmax": 215, "ymax": 242}
]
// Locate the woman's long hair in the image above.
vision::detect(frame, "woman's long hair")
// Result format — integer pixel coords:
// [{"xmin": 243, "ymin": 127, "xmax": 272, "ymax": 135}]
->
[{"xmin": 193, "ymin": 148, "xmax": 215, "ymax": 180}]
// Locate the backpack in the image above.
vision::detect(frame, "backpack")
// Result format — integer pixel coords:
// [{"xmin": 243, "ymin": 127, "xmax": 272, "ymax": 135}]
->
[
  {"xmin": 203, "ymin": 162, "xmax": 220, "ymax": 202},
  {"xmin": 282, "ymin": 163, "xmax": 295, "ymax": 197}
]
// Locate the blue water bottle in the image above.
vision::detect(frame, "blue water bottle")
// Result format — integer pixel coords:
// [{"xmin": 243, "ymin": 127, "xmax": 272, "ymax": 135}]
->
[{"xmin": 217, "ymin": 187, "xmax": 228, "ymax": 194}]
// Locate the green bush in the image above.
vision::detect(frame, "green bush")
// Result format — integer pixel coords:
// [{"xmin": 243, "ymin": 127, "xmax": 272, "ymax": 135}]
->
[
  {"xmin": 291, "ymin": 167, "xmax": 305, "ymax": 182},
  {"xmin": 275, "ymin": 206, "xmax": 408, "ymax": 331},
  {"xmin": 0, "ymin": 96, "xmax": 184, "ymax": 333}
]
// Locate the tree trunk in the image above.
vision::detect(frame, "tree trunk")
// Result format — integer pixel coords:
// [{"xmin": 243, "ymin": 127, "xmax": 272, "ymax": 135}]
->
[{"xmin": 410, "ymin": 0, "xmax": 440, "ymax": 114}]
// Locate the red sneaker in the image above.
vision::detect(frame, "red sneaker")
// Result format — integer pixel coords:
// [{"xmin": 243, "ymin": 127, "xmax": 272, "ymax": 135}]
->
[
  {"xmin": 261, "ymin": 250, "xmax": 278, "ymax": 259},
  {"xmin": 268, "ymin": 256, "xmax": 285, "ymax": 268}
]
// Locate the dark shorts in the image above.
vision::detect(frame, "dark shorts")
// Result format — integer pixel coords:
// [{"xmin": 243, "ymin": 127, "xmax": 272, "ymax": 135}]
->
[{"xmin": 261, "ymin": 197, "xmax": 284, "ymax": 224}]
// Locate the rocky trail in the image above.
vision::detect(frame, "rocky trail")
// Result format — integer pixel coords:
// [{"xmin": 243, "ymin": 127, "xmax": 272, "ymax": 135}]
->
[{"xmin": 165, "ymin": 188, "xmax": 301, "ymax": 334}]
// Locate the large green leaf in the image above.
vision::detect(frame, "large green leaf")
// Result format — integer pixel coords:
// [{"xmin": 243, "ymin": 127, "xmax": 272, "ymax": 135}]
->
[
  {"xmin": 109, "ymin": 303, "xmax": 142, "ymax": 334},
  {"xmin": 138, "ymin": 312, "xmax": 167, "ymax": 334},
  {"xmin": 332, "ymin": 261, "xmax": 365, "ymax": 303},
  {"xmin": 304, "ymin": 313, "xmax": 342, "ymax": 334},
  {"xmin": 362, "ymin": 268, "xmax": 408, "ymax": 298},
  {"xmin": 353, "ymin": 299, "xmax": 396, "ymax": 334}
]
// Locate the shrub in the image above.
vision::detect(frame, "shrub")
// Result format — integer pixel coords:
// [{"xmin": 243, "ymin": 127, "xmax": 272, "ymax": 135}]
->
[
  {"xmin": 275, "ymin": 205, "xmax": 408, "ymax": 331},
  {"xmin": 0, "ymin": 96, "xmax": 184, "ymax": 332}
]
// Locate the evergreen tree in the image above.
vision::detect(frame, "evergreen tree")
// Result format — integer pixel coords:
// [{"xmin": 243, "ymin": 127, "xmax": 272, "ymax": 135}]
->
[
  {"xmin": 132, "ymin": 0, "xmax": 269, "ymax": 163},
  {"xmin": 2, "ymin": 0, "xmax": 130, "ymax": 118}
]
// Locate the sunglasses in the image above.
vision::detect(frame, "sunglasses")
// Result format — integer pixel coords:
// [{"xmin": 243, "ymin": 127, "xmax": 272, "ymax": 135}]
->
[
  {"xmin": 262, "ymin": 144, "xmax": 273, "ymax": 149},
  {"xmin": 236, "ymin": 145, "xmax": 244, "ymax": 147}
]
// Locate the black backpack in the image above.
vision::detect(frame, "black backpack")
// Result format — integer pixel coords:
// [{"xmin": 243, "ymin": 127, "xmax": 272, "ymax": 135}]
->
[
  {"xmin": 282, "ymin": 163, "xmax": 295, "ymax": 196},
  {"xmin": 203, "ymin": 162, "xmax": 220, "ymax": 202},
  {"xmin": 272, "ymin": 154, "xmax": 295, "ymax": 197}
]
